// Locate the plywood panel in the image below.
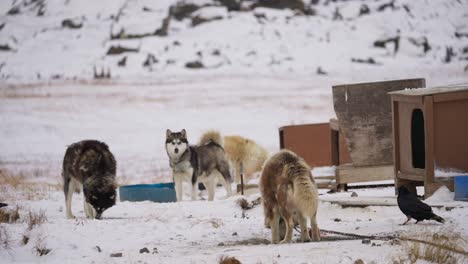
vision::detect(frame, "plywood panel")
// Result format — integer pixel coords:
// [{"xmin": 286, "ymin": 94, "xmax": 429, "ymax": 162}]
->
[
  {"xmin": 336, "ymin": 165, "xmax": 394, "ymax": 184},
  {"xmin": 434, "ymin": 99, "xmax": 468, "ymax": 171},
  {"xmin": 333, "ymin": 79, "xmax": 426, "ymax": 166},
  {"xmin": 279, "ymin": 123, "xmax": 332, "ymax": 167}
]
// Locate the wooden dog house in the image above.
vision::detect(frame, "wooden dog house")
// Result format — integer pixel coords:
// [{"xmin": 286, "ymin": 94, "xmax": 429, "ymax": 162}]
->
[
  {"xmin": 390, "ymin": 85, "xmax": 468, "ymax": 197},
  {"xmin": 332, "ymin": 78, "xmax": 426, "ymax": 186}
]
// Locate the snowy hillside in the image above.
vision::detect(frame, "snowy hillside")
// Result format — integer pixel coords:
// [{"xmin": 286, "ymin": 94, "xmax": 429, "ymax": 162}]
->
[
  {"xmin": 0, "ymin": 0, "xmax": 467, "ymax": 83},
  {"xmin": 1, "ymin": 1, "xmax": 468, "ymax": 264}
]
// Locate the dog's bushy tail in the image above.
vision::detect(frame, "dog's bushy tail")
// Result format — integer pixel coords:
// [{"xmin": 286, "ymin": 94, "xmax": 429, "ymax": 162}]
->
[
  {"xmin": 281, "ymin": 154, "xmax": 318, "ymax": 213},
  {"xmin": 199, "ymin": 130, "xmax": 223, "ymax": 147}
]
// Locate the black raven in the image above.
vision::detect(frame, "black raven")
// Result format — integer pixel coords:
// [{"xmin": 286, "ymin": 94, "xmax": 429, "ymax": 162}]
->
[{"xmin": 397, "ymin": 186, "xmax": 445, "ymax": 225}]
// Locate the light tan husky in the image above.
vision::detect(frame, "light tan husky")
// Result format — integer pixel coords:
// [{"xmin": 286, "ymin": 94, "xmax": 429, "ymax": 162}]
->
[{"xmin": 260, "ymin": 150, "xmax": 320, "ymax": 244}]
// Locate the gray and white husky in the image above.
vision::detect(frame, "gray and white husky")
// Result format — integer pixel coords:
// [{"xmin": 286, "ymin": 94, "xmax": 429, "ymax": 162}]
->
[
  {"xmin": 62, "ymin": 140, "xmax": 117, "ymax": 219},
  {"xmin": 165, "ymin": 129, "xmax": 233, "ymax": 201}
]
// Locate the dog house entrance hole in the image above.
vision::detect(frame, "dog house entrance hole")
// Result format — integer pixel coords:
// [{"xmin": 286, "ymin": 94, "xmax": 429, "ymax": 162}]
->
[{"xmin": 411, "ymin": 109, "xmax": 425, "ymax": 169}]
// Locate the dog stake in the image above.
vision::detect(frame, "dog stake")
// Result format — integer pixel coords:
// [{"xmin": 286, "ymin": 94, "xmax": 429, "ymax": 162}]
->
[{"xmin": 240, "ymin": 163, "xmax": 244, "ymax": 195}]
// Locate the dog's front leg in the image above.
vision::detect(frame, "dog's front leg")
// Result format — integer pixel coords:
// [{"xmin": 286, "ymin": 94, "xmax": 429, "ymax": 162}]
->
[
  {"xmin": 65, "ymin": 177, "xmax": 76, "ymax": 219},
  {"xmin": 191, "ymin": 182, "xmax": 198, "ymax": 201},
  {"xmin": 174, "ymin": 173, "xmax": 183, "ymax": 202}
]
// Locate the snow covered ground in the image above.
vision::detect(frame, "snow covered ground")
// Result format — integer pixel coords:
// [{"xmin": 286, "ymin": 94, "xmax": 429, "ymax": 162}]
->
[
  {"xmin": 1, "ymin": 0, "xmax": 468, "ymax": 263},
  {"xmin": 1, "ymin": 183, "xmax": 466, "ymax": 263}
]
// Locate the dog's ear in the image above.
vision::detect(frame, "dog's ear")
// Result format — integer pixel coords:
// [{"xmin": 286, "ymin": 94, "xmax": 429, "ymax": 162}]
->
[
  {"xmin": 166, "ymin": 129, "xmax": 172, "ymax": 138},
  {"xmin": 181, "ymin": 129, "xmax": 186, "ymax": 138}
]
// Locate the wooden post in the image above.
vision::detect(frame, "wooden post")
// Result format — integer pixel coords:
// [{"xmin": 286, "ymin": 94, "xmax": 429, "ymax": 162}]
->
[
  {"xmin": 240, "ymin": 163, "xmax": 244, "ymax": 195},
  {"xmin": 424, "ymin": 95, "xmax": 435, "ymax": 198}
]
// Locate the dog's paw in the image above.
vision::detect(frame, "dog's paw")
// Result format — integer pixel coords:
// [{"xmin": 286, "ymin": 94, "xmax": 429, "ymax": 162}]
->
[
  {"xmin": 301, "ymin": 237, "xmax": 312, "ymax": 243},
  {"xmin": 66, "ymin": 214, "xmax": 76, "ymax": 219},
  {"xmin": 279, "ymin": 239, "xmax": 291, "ymax": 244}
]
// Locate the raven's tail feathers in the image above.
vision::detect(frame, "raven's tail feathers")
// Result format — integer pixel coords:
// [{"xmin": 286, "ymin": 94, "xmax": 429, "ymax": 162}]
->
[{"xmin": 431, "ymin": 214, "xmax": 445, "ymax": 224}]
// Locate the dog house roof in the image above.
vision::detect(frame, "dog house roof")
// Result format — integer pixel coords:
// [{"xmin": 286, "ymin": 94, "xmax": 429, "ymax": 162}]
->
[{"xmin": 389, "ymin": 85, "xmax": 468, "ymax": 96}]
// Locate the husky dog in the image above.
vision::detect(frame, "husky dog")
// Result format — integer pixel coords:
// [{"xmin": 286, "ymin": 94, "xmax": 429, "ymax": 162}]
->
[
  {"xmin": 199, "ymin": 131, "xmax": 269, "ymax": 184},
  {"xmin": 165, "ymin": 129, "xmax": 232, "ymax": 201},
  {"xmin": 62, "ymin": 140, "xmax": 117, "ymax": 219},
  {"xmin": 260, "ymin": 150, "xmax": 320, "ymax": 244}
]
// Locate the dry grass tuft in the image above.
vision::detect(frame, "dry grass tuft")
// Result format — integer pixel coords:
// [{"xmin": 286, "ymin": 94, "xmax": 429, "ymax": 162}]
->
[
  {"xmin": 0, "ymin": 168, "xmax": 25, "ymax": 189},
  {"xmin": 22, "ymin": 234, "xmax": 30, "ymax": 245},
  {"xmin": 237, "ymin": 198, "xmax": 250, "ymax": 210},
  {"xmin": 0, "ymin": 226, "xmax": 11, "ymax": 250},
  {"xmin": 25, "ymin": 209, "xmax": 47, "ymax": 230},
  {"xmin": 401, "ymin": 231, "xmax": 467, "ymax": 264},
  {"xmin": 34, "ymin": 234, "xmax": 51, "ymax": 256},
  {"xmin": 236, "ymin": 197, "xmax": 261, "ymax": 210},
  {"xmin": 0, "ymin": 166, "xmax": 59, "ymax": 201},
  {"xmin": 219, "ymin": 255, "xmax": 242, "ymax": 264},
  {"xmin": 0, "ymin": 206, "xmax": 20, "ymax": 223}
]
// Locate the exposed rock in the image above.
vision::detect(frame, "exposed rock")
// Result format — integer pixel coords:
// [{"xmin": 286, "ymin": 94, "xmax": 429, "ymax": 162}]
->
[
  {"xmin": 0, "ymin": 44, "xmax": 13, "ymax": 52},
  {"xmin": 316, "ymin": 66, "xmax": 327, "ymax": 75},
  {"xmin": 155, "ymin": 9, "xmax": 171, "ymax": 36},
  {"xmin": 142, "ymin": 6, "xmax": 153, "ymax": 12},
  {"xmin": 95, "ymin": 246, "xmax": 102, "ymax": 253},
  {"xmin": 351, "ymin": 57, "xmax": 380, "ymax": 65},
  {"xmin": 143, "ymin": 54, "xmax": 158, "ymax": 67},
  {"xmin": 216, "ymin": 0, "xmax": 242, "ymax": 11},
  {"xmin": 359, "ymin": 4, "xmax": 370, "ymax": 16},
  {"xmin": 444, "ymin": 46, "xmax": 455, "ymax": 63},
  {"xmin": 361, "ymin": 239, "xmax": 371, "ymax": 245},
  {"xmin": 7, "ymin": 6, "xmax": 20, "ymax": 15},
  {"xmin": 192, "ymin": 7, "xmax": 227, "ymax": 27},
  {"xmin": 117, "ymin": 56, "xmax": 127, "ymax": 67},
  {"xmin": 139, "ymin": 247, "xmax": 150, "ymax": 254},
  {"xmin": 333, "ymin": 7, "xmax": 343, "ymax": 20},
  {"xmin": 170, "ymin": 2, "xmax": 205, "ymax": 21},
  {"xmin": 106, "ymin": 45, "xmax": 139, "ymax": 55},
  {"xmin": 408, "ymin": 36, "xmax": 431, "ymax": 54},
  {"xmin": 373, "ymin": 36, "xmax": 400, "ymax": 54},
  {"xmin": 377, "ymin": 0, "xmax": 396, "ymax": 12},
  {"xmin": 455, "ymin": 32, "xmax": 468, "ymax": 38},
  {"xmin": 110, "ymin": 252, "xmax": 123, "ymax": 257},
  {"xmin": 192, "ymin": 15, "xmax": 223, "ymax": 27},
  {"xmin": 185, "ymin": 60, "xmax": 204, "ymax": 69},
  {"xmin": 61, "ymin": 19, "xmax": 83, "ymax": 29},
  {"xmin": 351, "ymin": 192, "xmax": 358, "ymax": 197},
  {"xmin": 232, "ymin": 232, "xmax": 238, "ymax": 236},
  {"xmin": 254, "ymin": 0, "xmax": 306, "ymax": 13}
]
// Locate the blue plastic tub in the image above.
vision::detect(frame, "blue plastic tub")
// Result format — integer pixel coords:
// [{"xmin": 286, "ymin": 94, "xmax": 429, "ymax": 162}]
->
[
  {"xmin": 454, "ymin": 176, "xmax": 468, "ymax": 202},
  {"xmin": 119, "ymin": 182, "xmax": 177, "ymax": 203}
]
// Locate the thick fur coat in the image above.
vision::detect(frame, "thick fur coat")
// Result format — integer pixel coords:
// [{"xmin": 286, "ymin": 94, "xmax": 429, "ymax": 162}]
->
[
  {"xmin": 62, "ymin": 140, "xmax": 117, "ymax": 219},
  {"xmin": 260, "ymin": 150, "xmax": 320, "ymax": 244},
  {"xmin": 199, "ymin": 131, "xmax": 269, "ymax": 184},
  {"xmin": 166, "ymin": 129, "xmax": 232, "ymax": 201}
]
